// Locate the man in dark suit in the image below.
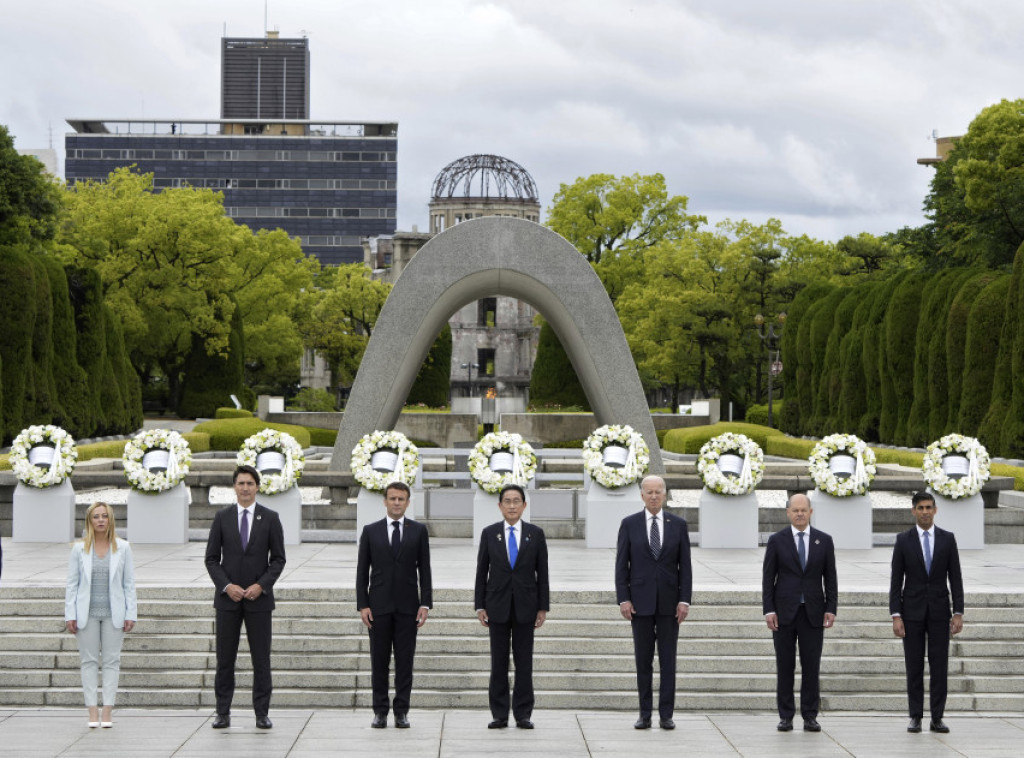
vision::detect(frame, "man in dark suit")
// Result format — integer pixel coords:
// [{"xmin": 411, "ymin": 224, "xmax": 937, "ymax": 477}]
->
[
  {"xmin": 615, "ymin": 475, "xmax": 692, "ymax": 730},
  {"xmin": 204, "ymin": 464, "xmax": 286, "ymax": 730},
  {"xmin": 475, "ymin": 484, "xmax": 550, "ymax": 730},
  {"xmin": 763, "ymin": 493, "xmax": 838, "ymax": 733},
  {"xmin": 890, "ymin": 491, "xmax": 964, "ymax": 734},
  {"xmin": 356, "ymin": 481, "xmax": 433, "ymax": 729}
]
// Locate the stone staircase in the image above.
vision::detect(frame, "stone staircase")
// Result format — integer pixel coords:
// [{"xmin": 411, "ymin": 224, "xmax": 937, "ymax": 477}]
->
[{"xmin": 1, "ymin": 587, "xmax": 1021, "ymax": 712}]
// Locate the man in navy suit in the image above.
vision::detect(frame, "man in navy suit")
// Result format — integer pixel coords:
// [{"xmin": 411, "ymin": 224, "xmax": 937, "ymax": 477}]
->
[
  {"xmin": 205, "ymin": 465, "xmax": 287, "ymax": 730},
  {"xmin": 762, "ymin": 493, "xmax": 837, "ymax": 732},
  {"xmin": 356, "ymin": 481, "xmax": 433, "ymax": 729},
  {"xmin": 475, "ymin": 484, "xmax": 549, "ymax": 730},
  {"xmin": 890, "ymin": 491, "xmax": 964, "ymax": 734},
  {"xmin": 615, "ymin": 475, "xmax": 692, "ymax": 730}
]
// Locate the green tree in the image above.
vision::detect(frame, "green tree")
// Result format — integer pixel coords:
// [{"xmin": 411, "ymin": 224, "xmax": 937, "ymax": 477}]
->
[
  {"xmin": 881, "ymin": 273, "xmax": 924, "ymax": 443},
  {"xmin": 406, "ymin": 324, "xmax": 452, "ymax": 407},
  {"xmin": 528, "ymin": 320, "xmax": 590, "ymax": 409},
  {"xmin": 0, "ymin": 125, "xmax": 61, "ymax": 246},
  {"xmin": 957, "ymin": 275, "xmax": 1010, "ymax": 436},
  {"xmin": 178, "ymin": 300, "xmax": 245, "ymax": 419},
  {"xmin": 1000, "ymin": 242, "xmax": 1024, "ymax": 456},
  {"xmin": 779, "ymin": 283, "xmax": 833, "ymax": 435},
  {"xmin": 66, "ymin": 266, "xmax": 109, "ymax": 434},
  {"xmin": 0, "ymin": 246, "xmax": 36, "ymax": 441}
]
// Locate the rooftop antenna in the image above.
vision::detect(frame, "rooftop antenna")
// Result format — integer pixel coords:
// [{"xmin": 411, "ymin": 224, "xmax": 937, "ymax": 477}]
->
[
  {"xmin": 264, "ymin": 0, "xmax": 268, "ymax": 34},
  {"xmin": 930, "ymin": 129, "xmax": 938, "ymax": 141}
]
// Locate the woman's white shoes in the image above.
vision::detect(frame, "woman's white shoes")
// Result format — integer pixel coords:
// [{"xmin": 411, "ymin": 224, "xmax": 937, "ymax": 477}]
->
[
  {"xmin": 88, "ymin": 721, "xmax": 100, "ymax": 728},
  {"xmin": 100, "ymin": 721, "xmax": 113, "ymax": 728}
]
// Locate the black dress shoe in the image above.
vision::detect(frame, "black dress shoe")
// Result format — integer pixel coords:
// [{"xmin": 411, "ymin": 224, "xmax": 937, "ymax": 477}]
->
[
  {"xmin": 255, "ymin": 716, "xmax": 273, "ymax": 730},
  {"xmin": 777, "ymin": 718, "xmax": 793, "ymax": 732},
  {"xmin": 212, "ymin": 713, "xmax": 230, "ymax": 729},
  {"xmin": 394, "ymin": 714, "xmax": 410, "ymax": 729},
  {"xmin": 929, "ymin": 719, "xmax": 950, "ymax": 733},
  {"xmin": 659, "ymin": 718, "xmax": 675, "ymax": 730},
  {"xmin": 371, "ymin": 714, "xmax": 387, "ymax": 729},
  {"xmin": 803, "ymin": 717, "xmax": 821, "ymax": 732},
  {"xmin": 907, "ymin": 716, "xmax": 922, "ymax": 733},
  {"xmin": 634, "ymin": 717, "xmax": 652, "ymax": 729},
  {"xmin": 516, "ymin": 719, "xmax": 534, "ymax": 729},
  {"xmin": 488, "ymin": 719, "xmax": 508, "ymax": 729}
]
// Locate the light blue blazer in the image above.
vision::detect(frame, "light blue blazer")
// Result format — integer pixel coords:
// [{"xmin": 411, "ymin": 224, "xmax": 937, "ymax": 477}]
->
[{"xmin": 64, "ymin": 540, "xmax": 138, "ymax": 630}]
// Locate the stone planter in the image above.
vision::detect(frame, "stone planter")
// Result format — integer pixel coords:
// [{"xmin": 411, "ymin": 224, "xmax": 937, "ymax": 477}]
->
[
  {"xmin": 258, "ymin": 487, "xmax": 303, "ymax": 545},
  {"xmin": 698, "ymin": 488, "xmax": 758, "ymax": 548},
  {"xmin": 13, "ymin": 480, "xmax": 76, "ymax": 543},
  {"xmin": 127, "ymin": 483, "xmax": 190, "ymax": 544},
  {"xmin": 810, "ymin": 491, "xmax": 873, "ymax": 549},
  {"xmin": 584, "ymin": 481, "xmax": 639, "ymax": 549},
  {"xmin": 930, "ymin": 491, "xmax": 984, "ymax": 549}
]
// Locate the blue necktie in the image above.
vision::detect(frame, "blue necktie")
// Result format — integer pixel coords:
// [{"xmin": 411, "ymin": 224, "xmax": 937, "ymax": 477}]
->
[
  {"xmin": 798, "ymin": 531, "xmax": 806, "ymax": 603},
  {"xmin": 923, "ymin": 531, "xmax": 932, "ymax": 575},
  {"xmin": 240, "ymin": 508, "xmax": 249, "ymax": 552},
  {"xmin": 508, "ymin": 525, "xmax": 518, "ymax": 568}
]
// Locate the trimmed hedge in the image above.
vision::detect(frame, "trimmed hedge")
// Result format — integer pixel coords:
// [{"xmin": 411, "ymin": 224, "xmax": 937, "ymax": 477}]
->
[
  {"xmin": 662, "ymin": 422, "xmax": 786, "ymax": 454},
  {"xmin": 215, "ymin": 407, "xmax": 254, "ymax": 419},
  {"xmin": 744, "ymin": 401, "xmax": 785, "ymax": 427},
  {"xmin": 191, "ymin": 418, "xmax": 311, "ymax": 450},
  {"xmin": 306, "ymin": 427, "xmax": 338, "ymax": 447},
  {"xmin": 1001, "ymin": 241, "xmax": 1024, "ymax": 457}
]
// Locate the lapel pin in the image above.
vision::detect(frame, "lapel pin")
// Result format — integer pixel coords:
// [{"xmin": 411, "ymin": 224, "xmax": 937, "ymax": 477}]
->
[
  {"xmin": 814, "ymin": 539, "xmax": 819, "ymax": 545},
  {"xmin": 256, "ymin": 515, "xmax": 262, "ymax": 521}
]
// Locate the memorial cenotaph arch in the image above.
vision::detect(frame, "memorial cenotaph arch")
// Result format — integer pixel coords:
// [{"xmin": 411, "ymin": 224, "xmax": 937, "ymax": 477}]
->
[{"xmin": 330, "ymin": 216, "xmax": 664, "ymax": 473}]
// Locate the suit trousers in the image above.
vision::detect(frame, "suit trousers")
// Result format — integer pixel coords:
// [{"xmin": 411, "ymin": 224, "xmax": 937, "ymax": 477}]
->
[
  {"xmin": 215, "ymin": 606, "xmax": 273, "ymax": 717},
  {"xmin": 772, "ymin": 604, "xmax": 824, "ymax": 720},
  {"xmin": 76, "ymin": 617, "xmax": 125, "ymax": 707},
  {"xmin": 488, "ymin": 602, "xmax": 536, "ymax": 721},
  {"xmin": 902, "ymin": 612, "xmax": 951, "ymax": 720},
  {"xmin": 368, "ymin": 612, "xmax": 419, "ymax": 716},
  {"xmin": 630, "ymin": 614, "xmax": 679, "ymax": 720}
]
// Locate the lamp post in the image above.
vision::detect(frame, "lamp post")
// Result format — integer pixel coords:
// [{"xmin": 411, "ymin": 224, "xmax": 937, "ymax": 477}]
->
[
  {"xmin": 754, "ymin": 312, "xmax": 786, "ymax": 428},
  {"xmin": 460, "ymin": 362, "xmax": 480, "ymax": 398}
]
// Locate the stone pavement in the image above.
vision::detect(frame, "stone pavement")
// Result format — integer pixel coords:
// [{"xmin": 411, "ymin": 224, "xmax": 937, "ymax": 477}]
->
[{"xmin": 0, "ymin": 709, "xmax": 1022, "ymax": 757}]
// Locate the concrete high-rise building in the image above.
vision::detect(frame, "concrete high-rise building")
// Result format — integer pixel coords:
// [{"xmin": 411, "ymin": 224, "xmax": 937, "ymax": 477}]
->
[{"xmin": 221, "ymin": 34, "xmax": 310, "ymax": 121}]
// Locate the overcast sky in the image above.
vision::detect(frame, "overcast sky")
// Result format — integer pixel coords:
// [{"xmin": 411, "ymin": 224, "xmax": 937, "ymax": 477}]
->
[{"xmin": 4, "ymin": 0, "xmax": 1023, "ymax": 242}]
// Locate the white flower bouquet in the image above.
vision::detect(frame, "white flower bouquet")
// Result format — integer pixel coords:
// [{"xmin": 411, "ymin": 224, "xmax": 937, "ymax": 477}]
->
[
  {"xmin": 237, "ymin": 428, "xmax": 306, "ymax": 495},
  {"xmin": 808, "ymin": 433, "xmax": 876, "ymax": 497},
  {"xmin": 351, "ymin": 430, "xmax": 420, "ymax": 492},
  {"xmin": 123, "ymin": 429, "xmax": 192, "ymax": 493},
  {"xmin": 9, "ymin": 425, "xmax": 78, "ymax": 488},
  {"xmin": 581, "ymin": 424, "xmax": 650, "ymax": 489},
  {"xmin": 468, "ymin": 431, "xmax": 537, "ymax": 494},
  {"xmin": 922, "ymin": 434, "xmax": 990, "ymax": 499},
  {"xmin": 697, "ymin": 432, "xmax": 764, "ymax": 496}
]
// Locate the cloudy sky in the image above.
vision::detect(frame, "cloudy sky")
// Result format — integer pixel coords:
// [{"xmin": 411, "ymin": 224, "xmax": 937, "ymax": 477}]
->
[{"xmin": 4, "ymin": 0, "xmax": 1023, "ymax": 241}]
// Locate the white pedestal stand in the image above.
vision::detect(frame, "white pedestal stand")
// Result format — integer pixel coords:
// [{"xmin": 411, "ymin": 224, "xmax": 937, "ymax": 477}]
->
[
  {"xmin": 127, "ymin": 483, "xmax": 190, "ymax": 543},
  {"xmin": 930, "ymin": 491, "xmax": 985, "ymax": 549},
  {"xmin": 258, "ymin": 486, "xmax": 303, "ymax": 545},
  {"xmin": 13, "ymin": 480, "xmax": 76, "ymax": 542},
  {"xmin": 584, "ymin": 480, "xmax": 639, "ymax": 548},
  {"xmin": 698, "ymin": 488, "xmax": 759, "ymax": 548},
  {"xmin": 810, "ymin": 491, "xmax": 873, "ymax": 549},
  {"xmin": 472, "ymin": 482, "xmax": 531, "ymax": 546}
]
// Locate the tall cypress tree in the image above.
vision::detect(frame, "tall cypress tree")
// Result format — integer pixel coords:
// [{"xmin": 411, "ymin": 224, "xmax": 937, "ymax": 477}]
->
[
  {"xmin": 0, "ymin": 246, "xmax": 37, "ymax": 442},
  {"xmin": 406, "ymin": 324, "xmax": 452, "ymax": 407},
  {"xmin": 528, "ymin": 319, "xmax": 590, "ymax": 409},
  {"xmin": 957, "ymin": 275, "xmax": 1010, "ymax": 437},
  {"xmin": 178, "ymin": 300, "xmax": 245, "ymax": 419}
]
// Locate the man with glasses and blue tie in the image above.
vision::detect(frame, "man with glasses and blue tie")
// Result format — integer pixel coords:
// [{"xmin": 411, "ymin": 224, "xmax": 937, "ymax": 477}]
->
[
  {"xmin": 890, "ymin": 491, "xmax": 964, "ymax": 734},
  {"xmin": 475, "ymin": 483, "xmax": 549, "ymax": 730},
  {"xmin": 763, "ymin": 493, "xmax": 837, "ymax": 734}
]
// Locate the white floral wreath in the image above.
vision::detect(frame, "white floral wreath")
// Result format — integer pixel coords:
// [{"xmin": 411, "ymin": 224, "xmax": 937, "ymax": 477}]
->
[
  {"xmin": 697, "ymin": 432, "xmax": 764, "ymax": 496},
  {"xmin": 9, "ymin": 425, "xmax": 78, "ymax": 488},
  {"xmin": 237, "ymin": 428, "xmax": 306, "ymax": 495},
  {"xmin": 808, "ymin": 433, "xmax": 876, "ymax": 497},
  {"xmin": 122, "ymin": 429, "xmax": 192, "ymax": 493},
  {"xmin": 351, "ymin": 430, "xmax": 420, "ymax": 492},
  {"xmin": 922, "ymin": 433, "xmax": 990, "ymax": 499},
  {"xmin": 582, "ymin": 424, "xmax": 650, "ymax": 489},
  {"xmin": 468, "ymin": 431, "xmax": 537, "ymax": 494}
]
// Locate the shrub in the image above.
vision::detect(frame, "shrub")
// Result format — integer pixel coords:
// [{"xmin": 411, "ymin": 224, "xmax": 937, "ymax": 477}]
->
[
  {"xmin": 289, "ymin": 387, "xmax": 336, "ymax": 412},
  {"xmin": 906, "ymin": 272, "xmax": 960, "ymax": 446},
  {"xmin": 662, "ymin": 422, "xmax": 785, "ymax": 454},
  {"xmin": 406, "ymin": 324, "xmax": 451, "ymax": 407},
  {"xmin": 814, "ymin": 289, "xmax": 858, "ymax": 435},
  {"xmin": 745, "ymin": 401, "xmax": 785, "ymax": 427},
  {"xmin": 957, "ymin": 275, "xmax": 1010, "ymax": 436},
  {"xmin": 1001, "ymin": 241, "xmax": 1024, "ymax": 457},
  {"xmin": 946, "ymin": 270, "xmax": 1000, "ymax": 433},
  {"xmin": 528, "ymin": 320, "xmax": 591, "ymax": 410},
  {"xmin": 178, "ymin": 302, "xmax": 245, "ymax": 420},
  {"xmin": 215, "ymin": 407, "xmax": 254, "ymax": 419},
  {"xmin": 0, "ymin": 246, "xmax": 36, "ymax": 442},
  {"xmin": 191, "ymin": 418, "xmax": 310, "ymax": 450},
  {"xmin": 780, "ymin": 283, "xmax": 833, "ymax": 436},
  {"xmin": 306, "ymin": 426, "xmax": 338, "ymax": 446}
]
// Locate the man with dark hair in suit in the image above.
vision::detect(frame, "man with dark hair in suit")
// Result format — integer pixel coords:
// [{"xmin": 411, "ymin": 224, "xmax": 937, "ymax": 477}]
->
[
  {"xmin": 615, "ymin": 475, "xmax": 692, "ymax": 730},
  {"xmin": 475, "ymin": 483, "xmax": 550, "ymax": 730},
  {"xmin": 890, "ymin": 491, "xmax": 964, "ymax": 734},
  {"xmin": 356, "ymin": 480, "xmax": 433, "ymax": 729},
  {"xmin": 205, "ymin": 464, "xmax": 287, "ymax": 730},
  {"xmin": 763, "ymin": 493, "xmax": 838, "ymax": 733}
]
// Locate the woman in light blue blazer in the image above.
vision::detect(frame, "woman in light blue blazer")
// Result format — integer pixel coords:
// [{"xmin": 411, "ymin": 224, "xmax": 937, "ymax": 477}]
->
[{"xmin": 64, "ymin": 502, "xmax": 137, "ymax": 728}]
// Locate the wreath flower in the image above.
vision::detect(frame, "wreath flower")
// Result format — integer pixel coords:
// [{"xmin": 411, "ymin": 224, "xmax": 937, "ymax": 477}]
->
[
  {"xmin": 468, "ymin": 431, "xmax": 537, "ymax": 494},
  {"xmin": 808, "ymin": 433, "xmax": 876, "ymax": 497},
  {"xmin": 122, "ymin": 429, "xmax": 192, "ymax": 493},
  {"xmin": 351, "ymin": 430, "xmax": 420, "ymax": 492},
  {"xmin": 582, "ymin": 424, "xmax": 650, "ymax": 489},
  {"xmin": 9, "ymin": 425, "xmax": 78, "ymax": 488},
  {"xmin": 922, "ymin": 434, "xmax": 990, "ymax": 499},
  {"xmin": 237, "ymin": 428, "xmax": 306, "ymax": 495},
  {"xmin": 697, "ymin": 433, "xmax": 764, "ymax": 496}
]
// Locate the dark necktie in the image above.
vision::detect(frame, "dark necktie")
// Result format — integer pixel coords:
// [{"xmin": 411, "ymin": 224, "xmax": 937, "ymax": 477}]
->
[
  {"xmin": 798, "ymin": 531, "xmax": 806, "ymax": 603},
  {"xmin": 240, "ymin": 508, "xmax": 249, "ymax": 552},
  {"xmin": 391, "ymin": 521, "xmax": 401, "ymax": 555},
  {"xmin": 508, "ymin": 525, "xmax": 518, "ymax": 568},
  {"xmin": 650, "ymin": 516, "xmax": 661, "ymax": 559},
  {"xmin": 923, "ymin": 531, "xmax": 932, "ymax": 575}
]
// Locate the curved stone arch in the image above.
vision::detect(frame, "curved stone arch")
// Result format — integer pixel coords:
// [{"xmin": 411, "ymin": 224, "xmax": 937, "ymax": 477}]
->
[{"xmin": 331, "ymin": 216, "xmax": 664, "ymax": 472}]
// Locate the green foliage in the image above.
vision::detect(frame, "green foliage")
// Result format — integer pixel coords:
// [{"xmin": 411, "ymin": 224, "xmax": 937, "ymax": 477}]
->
[
  {"xmin": 305, "ymin": 426, "xmax": 338, "ymax": 447},
  {"xmin": 0, "ymin": 246, "xmax": 36, "ymax": 441},
  {"xmin": 882, "ymin": 273, "xmax": 923, "ymax": 444},
  {"xmin": 945, "ymin": 270, "xmax": 1000, "ymax": 432},
  {"xmin": 178, "ymin": 301, "xmax": 245, "ymax": 419},
  {"xmin": 744, "ymin": 401, "xmax": 785, "ymax": 427},
  {"xmin": 288, "ymin": 387, "xmax": 337, "ymax": 412},
  {"xmin": 1000, "ymin": 242, "xmax": 1024, "ymax": 457},
  {"xmin": 956, "ymin": 275, "xmax": 1010, "ymax": 436},
  {"xmin": 406, "ymin": 324, "xmax": 451, "ymax": 407},
  {"xmin": 528, "ymin": 320, "xmax": 591, "ymax": 410},
  {"xmin": 0, "ymin": 125, "xmax": 61, "ymax": 246},
  {"xmin": 215, "ymin": 407, "xmax": 254, "ymax": 419},
  {"xmin": 813, "ymin": 289, "xmax": 858, "ymax": 435},
  {"xmin": 191, "ymin": 418, "xmax": 311, "ymax": 450},
  {"xmin": 779, "ymin": 283, "xmax": 832, "ymax": 435},
  {"xmin": 906, "ymin": 272, "xmax": 960, "ymax": 445},
  {"xmin": 67, "ymin": 266, "xmax": 109, "ymax": 434},
  {"xmin": 43, "ymin": 258, "xmax": 95, "ymax": 436},
  {"xmin": 661, "ymin": 422, "xmax": 786, "ymax": 454},
  {"xmin": 26, "ymin": 255, "xmax": 59, "ymax": 426}
]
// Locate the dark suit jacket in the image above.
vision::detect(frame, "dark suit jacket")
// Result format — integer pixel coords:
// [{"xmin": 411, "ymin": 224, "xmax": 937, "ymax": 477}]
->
[
  {"xmin": 615, "ymin": 510, "xmax": 692, "ymax": 616},
  {"xmin": 356, "ymin": 518, "xmax": 433, "ymax": 615},
  {"xmin": 205, "ymin": 503, "xmax": 286, "ymax": 612},
  {"xmin": 889, "ymin": 526, "xmax": 964, "ymax": 621},
  {"xmin": 762, "ymin": 526, "xmax": 838, "ymax": 626},
  {"xmin": 475, "ymin": 521, "xmax": 550, "ymax": 625}
]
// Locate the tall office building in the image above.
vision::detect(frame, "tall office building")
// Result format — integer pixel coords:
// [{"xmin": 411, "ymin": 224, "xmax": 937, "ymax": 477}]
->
[{"xmin": 64, "ymin": 32, "xmax": 396, "ymax": 265}]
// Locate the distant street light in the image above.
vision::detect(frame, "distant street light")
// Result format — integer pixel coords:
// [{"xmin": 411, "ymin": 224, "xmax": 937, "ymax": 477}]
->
[
  {"xmin": 460, "ymin": 362, "xmax": 480, "ymax": 398},
  {"xmin": 754, "ymin": 312, "xmax": 786, "ymax": 428}
]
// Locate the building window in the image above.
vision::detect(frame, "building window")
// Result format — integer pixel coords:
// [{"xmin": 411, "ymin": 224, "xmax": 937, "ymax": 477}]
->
[
  {"xmin": 478, "ymin": 298, "xmax": 497, "ymax": 327},
  {"xmin": 478, "ymin": 348, "xmax": 496, "ymax": 377}
]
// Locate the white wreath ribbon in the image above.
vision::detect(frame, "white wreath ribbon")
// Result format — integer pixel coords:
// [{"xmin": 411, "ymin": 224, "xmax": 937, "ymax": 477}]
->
[
  {"xmin": 167, "ymin": 446, "xmax": 180, "ymax": 481},
  {"xmin": 737, "ymin": 452, "xmax": 754, "ymax": 492},
  {"xmin": 395, "ymin": 438, "xmax": 409, "ymax": 484},
  {"xmin": 851, "ymin": 451, "xmax": 868, "ymax": 493}
]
